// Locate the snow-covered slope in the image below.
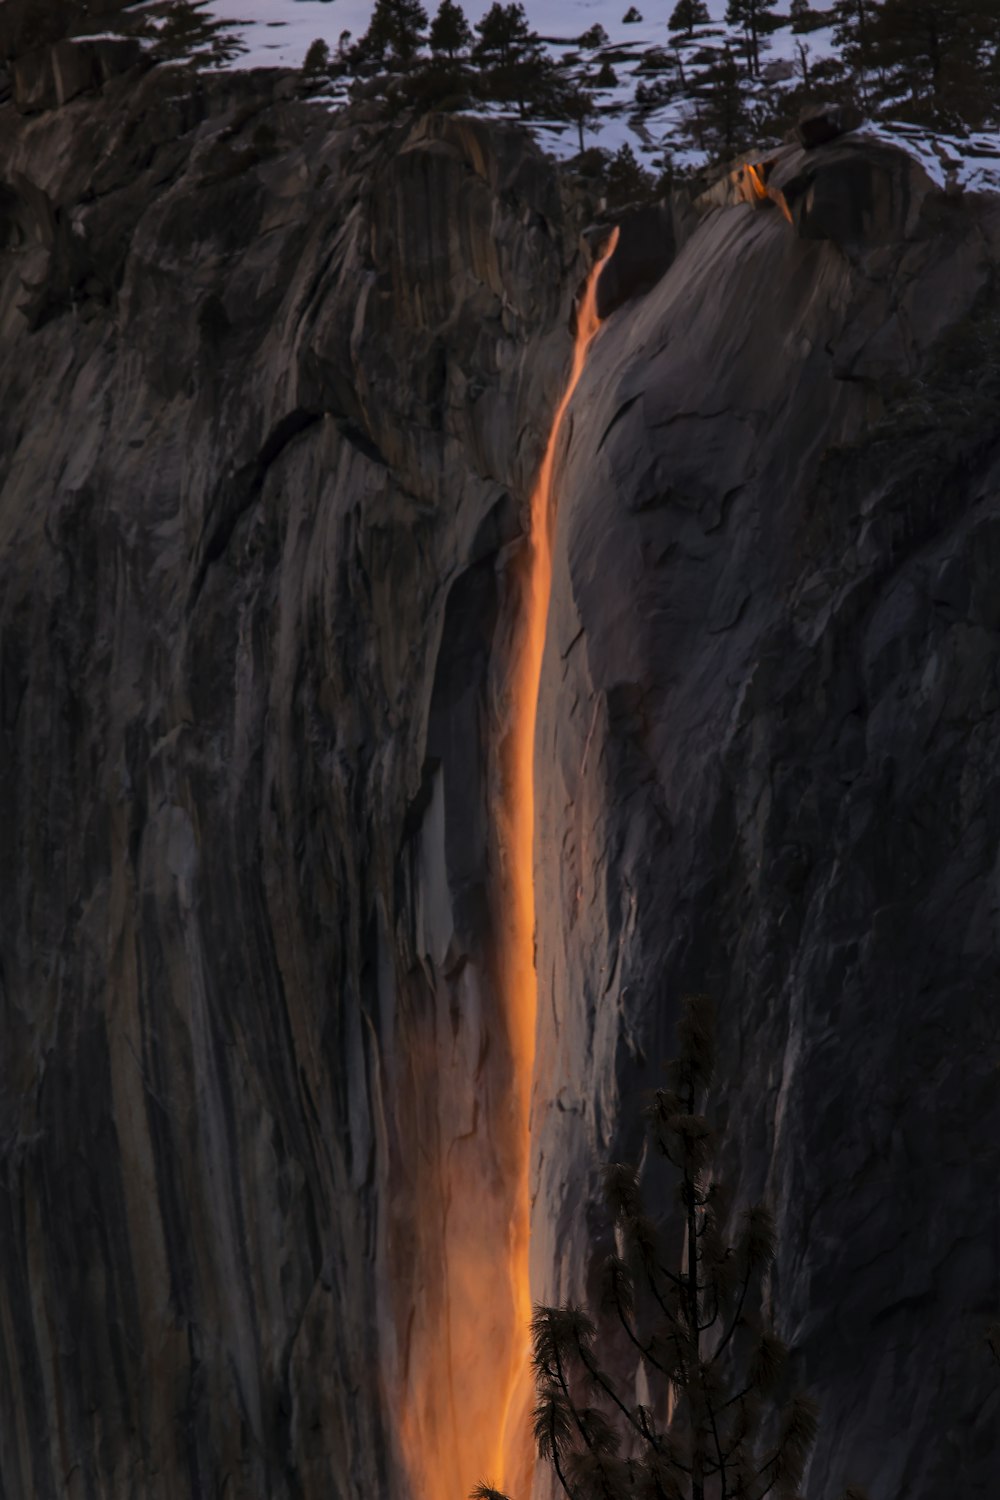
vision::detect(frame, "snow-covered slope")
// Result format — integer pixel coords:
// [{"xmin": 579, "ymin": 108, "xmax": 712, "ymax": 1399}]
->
[
  {"xmin": 199, "ymin": 0, "xmax": 731, "ymax": 71},
  {"xmin": 111, "ymin": 3, "xmax": 1000, "ymax": 187},
  {"xmin": 863, "ymin": 121, "xmax": 1000, "ymax": 196},
  {"xmin": 189, "ymin": 0, "xmax": 836, "ymax": 168}
]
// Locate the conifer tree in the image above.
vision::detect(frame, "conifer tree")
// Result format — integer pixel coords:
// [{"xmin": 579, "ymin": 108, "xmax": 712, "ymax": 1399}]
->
[
  {"xmin": 831, "ymin": 0, "xmax": 880, "ymax": 101},
  {"xmin": 580, "ymin": 23, "xmax": 611, "ymax": 49},
  {"xmin": 692, "ymin": 44, "xmax": 752, "ymax": 160},
  {"xmin": 472, "ymin": 2, "xmax": 554, "ymax": 116},
  {"xmin": 669, "ymin": 0, "xmax": 710, "ymax": 37},
  {"xmin": 562, "ymin": 87, "xmax": 598, "ymax": 153},
  {"xmin": 355, "ymin": 0, "xmax": 428, "ymax": 66},
  {"xmin": 789, "ymin": 0, "xmax": 813, "ymax": 32},
  {"xmin": 725, "ymin": 0, "xmax": 778, "ymax": 76},
  {"xmin": 472, "ymin": 2, "xmax": 539, "ymax": 71},
  {"xmin": 145, "ymin": 0, "xmax": 245, "ymax": 65},
  {"xmin": 605, "ymin": 142, "xmax": 654, "ymax": 207},
  {"xmin": 871, "ymin": 0, "xmax": 994, "ymax": 123},
  {"xmin": 429, "ymin": 0, "xmax": 472, "ymax": 58},
  {"xmin": 302, "ymin": 37, "xmax": 331, "ymax": 75},
  {"xmin": 472, "ymin": 996, "xmax": 870, "ymax": 1500}
]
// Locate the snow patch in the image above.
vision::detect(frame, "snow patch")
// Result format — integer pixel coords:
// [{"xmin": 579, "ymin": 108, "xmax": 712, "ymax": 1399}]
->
[{"xmin": 73, "ymin": 2, "xmax": 1000, "ymax": 190}]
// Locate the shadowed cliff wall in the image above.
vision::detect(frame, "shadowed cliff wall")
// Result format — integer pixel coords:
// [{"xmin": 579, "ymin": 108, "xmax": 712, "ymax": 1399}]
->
[
  {"xmin": 533, "ymin": 144, "xmax": 1000, "ymax": 1499},
  {"xmin": 0, "ymin": 60, "xmax": 594, "ymax": 1499},
  {"xmin": 2, "ymin": 45, "xmax": 999, "ymax": 1500}
]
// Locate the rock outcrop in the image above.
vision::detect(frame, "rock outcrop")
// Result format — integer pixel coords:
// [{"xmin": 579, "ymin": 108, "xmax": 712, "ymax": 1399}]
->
[
  {"xmin": 2, "ymin": 33, "xmax": 999, "ymax": 1500},
  {"xmin": 0, "ymin": 54, "xmax": 593, "ymax": 1500},
  {"xmin": 534, "ymin": 138, "xmax": 1000, "ymax": 1500}
]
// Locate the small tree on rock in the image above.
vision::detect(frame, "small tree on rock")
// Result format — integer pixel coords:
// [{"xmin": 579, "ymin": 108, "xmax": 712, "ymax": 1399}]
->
[
  {"xmin": 580, "ymin": 23, "xmax": 610, "ymax": 48},
  {"xmin": 669, "ymin": 0, "xmax": 710, "ymax": 37},
  {"xmin": 355, "ymin": 0, "xmax": 428, "ymax": 66},
  {"xmin": 726, "ymin": 0, "xmax": 778, "ymax": 76},
  {"xmin": 690, "ymin": 44, "xmax": 753, "ymax": 160},
  {"xmin": 561, "ymin": 87, "xmax": 598, "ymax": 153},
  {"xmin": 472, "ymin": 2, "xmax": 554, "ymax": 116},
  {"xmin": 472, "ymin": 996, "xmax": 869, "ymax": 1500},
  {"xmin": 302, "ymin": 37, "xmax": 331, "ymax": 74},
  {"xmin": 429, "ymin": 0, "xmax": 472, "ymax": 58},
  {"xmin": 605, "ymin": 142, "xmax": 654, "ymax": 206},
  {"xmin": 145, "ymin": 0, "xmax": 245, "ymax": 65}
]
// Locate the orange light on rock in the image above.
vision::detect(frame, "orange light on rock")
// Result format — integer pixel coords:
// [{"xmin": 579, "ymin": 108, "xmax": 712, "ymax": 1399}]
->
[
  {"xmin": 494, "ymin": 225, "xmax": 620, "ymax": 1499},
  {"xmin": 746, "ymin": 161, "xmax": 768, "ymax": 202},
  {"xmin": 396, "ymin": 228, "xmax": 619, "ymax": 1500},
  {"xmin": 740, "ymin": 160, "xmax": 794, "ymax": 224}
]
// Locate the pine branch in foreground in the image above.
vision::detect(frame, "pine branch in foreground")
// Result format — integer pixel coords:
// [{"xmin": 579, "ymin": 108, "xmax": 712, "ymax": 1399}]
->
[{"xmin": 477, "ymin": 994, "xmax": 872, "ymax": 1500}]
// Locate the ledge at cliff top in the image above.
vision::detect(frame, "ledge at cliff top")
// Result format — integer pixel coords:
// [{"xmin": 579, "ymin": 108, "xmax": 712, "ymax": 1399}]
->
[{"xmin": 2, "ymin": 43, "xmax": 1000, "ymax": 1500}]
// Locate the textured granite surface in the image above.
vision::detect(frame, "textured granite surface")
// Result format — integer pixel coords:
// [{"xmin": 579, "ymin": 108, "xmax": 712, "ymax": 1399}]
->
[{"xmin": 2, "ymin": 22, "xmax": 999, "ymax": 1499}]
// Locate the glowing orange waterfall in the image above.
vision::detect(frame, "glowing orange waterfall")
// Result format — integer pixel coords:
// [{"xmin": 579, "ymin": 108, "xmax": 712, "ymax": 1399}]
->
[
  {"xmin": 494, "ymin": 226, "xmax": 620, "ymax": 1498},
  {"xmin": 396, "ymin": 231, "xmax": 618, "ymax": 1500},
  {"xmin": 739, "ymin": 160, "xmax": 793, "ymax": 223}
]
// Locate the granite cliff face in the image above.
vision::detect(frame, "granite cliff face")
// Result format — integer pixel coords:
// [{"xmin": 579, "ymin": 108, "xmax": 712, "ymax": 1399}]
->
[
  {"xmin": 0, "ymin": 52, "xmax": 588, "ymax": 1500},
  {"xmin": 1, "ymin": 34, "xmax": 999, "ymax": 1500},
  {"xmin": 534, "ymin": 144, "xmax": 1000, "ymax": 1499}
]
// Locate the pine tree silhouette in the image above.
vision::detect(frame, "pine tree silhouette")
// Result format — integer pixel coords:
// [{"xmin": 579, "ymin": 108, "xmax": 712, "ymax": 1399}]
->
[
  {"xmin": 302, "ymin": 37, "xmax": 330, "ymax": 75},
  {"xmin": 142, "ymin": 0, "xmax": 245, "ymax": 66},
  {"xmin": 472, "ymin": 2, "xmax": 555, "ymax": 117},
  {"xmin": 429, "ymin": 0, "xmax": 472, "ymax": 59},
  {"xmin": 870, "ymin": 0, "xmax": 995, "ymax": 126},
  {"xmin": 725, "ymin": 0, "xmax": 778, "ymax": 76},
  {"xmin": 605, "ymin": 142, "xmax": 654, "ymax": 207},
  {"xmin": 561, "ymin": 87, "xmax": 598, "ymax": 154},
  {"xmin": 829, "ymin": 0, "xmax": 880, "ymax": 104},
  {"xmin": 669, "ymin": 0, "xmax": 710, "ymax": 38},
  {"xmin": 354, "ymin": 0, "xmax": 428, "ymax": 66},
  {"xmin": 472, "ymin": 997, "xmax": 870, "ymax": 1500},
  {"xmin": 789, "ymin": 0, "xmax": 813, "ymax": 32},
  {"xmin": 690, "ymin": 45, "xmax": 752, "ymax": 161}
]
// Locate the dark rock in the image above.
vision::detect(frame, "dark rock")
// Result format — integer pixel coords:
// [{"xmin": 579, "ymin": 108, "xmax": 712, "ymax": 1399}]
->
[
  {"xmin": 0, "ymin": 0, "xmax": 73, "ymax": 61},
  {"xmin": 2, "ymin": 55, "xmax": 999, "ymax": 1500},
  {"xmin": 0, "ymin": 75, "xmax": 587, "ymax": 1500},
  {"xmin": 534, "ymin": 165, "xmax": 1000, "ymax": 1500},
  {"xmin": 796, "ymin": 100, "xmax": 864, "ymax": 149},
  {"xmin": 594, "ymin": 200, "xmax": 675, "ymax": 318},
  {"xmin": 772, "ymin": 138, "xmax": 935, "ymax": 254},
  {"xmin": 12, "ymin": 36, "xmax": 141, "ymax": 113},
  {"xmin": 0, "ymin": 0, "xmax": 138, "ymax": 59},
  {"xmin": 687, "ymin": 135, "xmax": 935, "ymax": 261}
]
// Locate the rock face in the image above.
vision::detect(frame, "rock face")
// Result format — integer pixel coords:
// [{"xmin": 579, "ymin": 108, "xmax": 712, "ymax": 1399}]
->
[
  {"xmin": 0, "ymin": 57, "xmax": 589, "ymax": 1500},
  {"xmin": 2, "ymin": 40, "xmax": 1000, "ymax": 1500},
  {"xmin": 533, "ymin": 143, "xmax": 1000, "ymax": 1499}
]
